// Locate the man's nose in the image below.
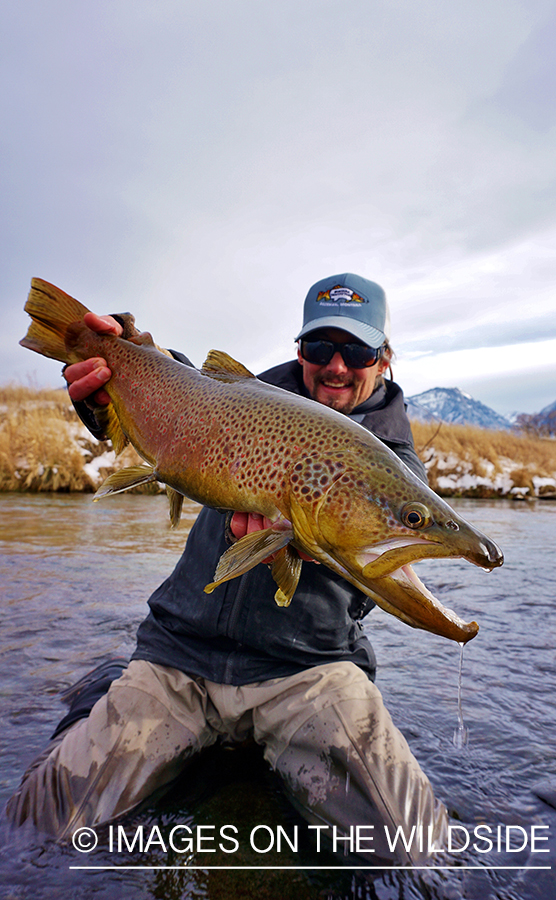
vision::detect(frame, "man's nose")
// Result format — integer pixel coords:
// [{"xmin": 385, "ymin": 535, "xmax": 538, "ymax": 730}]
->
[{"xmin": 325, "ymin": 350, "xmax": 349, "ymax": 374}]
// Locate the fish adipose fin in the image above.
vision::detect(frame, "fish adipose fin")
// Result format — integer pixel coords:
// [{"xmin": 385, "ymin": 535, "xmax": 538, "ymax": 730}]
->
[
  {"xmin": 201, "ymin": 350, "xmax": 256, "ymax": 381},
  {"xmin": 270, "ymin": 545, "xmax": 303, "ymax": 607},
  {"xmin": 94, "ymin": 465, "xmax": 158, "ymax": 500},
  {"xmin": 204, "ymin": 525, "xmax": 294, "ymax": 594},
  {"xmin": 19, "ymin": 278, "xmax": 90, "ymax": 363}
]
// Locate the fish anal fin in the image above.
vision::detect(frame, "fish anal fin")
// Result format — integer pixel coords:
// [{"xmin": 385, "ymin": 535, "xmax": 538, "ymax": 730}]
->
[
  {"xmin": 204, "ymin": 525, "xmax": 293, "ymax": 594},
  {"xmin": 201, "ymin": 350, "xmax": 256, "ymax": 381},
  {"xmin": 95, "ymin": 404, "xmax": 129, "ymax": 455},
  {"xmin": 271, "ymin": 545, "xmax": 303, "ymax": 607},
  {"xmin": 167, "ymin": 487, "xmax": 184, "ymax": 527},
  {"xmin": 94, "ymin": 465, "xmax": 157, "ymax": 500}
]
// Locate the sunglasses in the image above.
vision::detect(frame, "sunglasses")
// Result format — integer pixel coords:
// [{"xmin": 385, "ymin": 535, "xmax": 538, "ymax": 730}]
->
[{"xmin": 300, "ymin": 339, "xmax": 383, "ymax": 369}]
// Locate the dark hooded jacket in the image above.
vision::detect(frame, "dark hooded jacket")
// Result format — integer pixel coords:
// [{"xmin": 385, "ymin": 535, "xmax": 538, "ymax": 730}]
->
[{"xmin": 129, "ymin": 358, "xmax": 426, "ymax": 685}]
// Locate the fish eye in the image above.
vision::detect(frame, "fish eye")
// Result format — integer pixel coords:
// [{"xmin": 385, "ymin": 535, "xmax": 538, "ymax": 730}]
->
[{"xmin": 400, "ymin": 502, "xmax": 431, "ymax": 529}]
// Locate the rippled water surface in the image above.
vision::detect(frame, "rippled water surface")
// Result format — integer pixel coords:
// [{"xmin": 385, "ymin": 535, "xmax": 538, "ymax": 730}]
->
[{"xmin": 0, "ymin": 493, "xmax": 555, "ymax": 899}]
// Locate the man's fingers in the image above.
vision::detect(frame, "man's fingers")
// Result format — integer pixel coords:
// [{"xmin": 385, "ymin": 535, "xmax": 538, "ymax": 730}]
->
[
  {"xmin": 83, "ymin": 312, "xmax": 123, "ymax": 336},
  {"xmin": 247, "ymin": 513, "xmax": 268, "ymax": 534},
  {"xmin": 66, "ymin": 360, "xmax": 112, "ymax": 403},
  {"xmin": 229, "ymin": 512, "xmax": 248, "ymax": 540},
  {"xmin": 230, "ymin": 512, "xmax": 271, "ymax": 540},
  {"xmin": 63, "ymin": 314, "xmax": 119, "ymax": 405},
  {"xmin": 229, "ymin": 512, "xmax": 317, "ymax": 564},
  {"xmin": 64, "ymin": 358, "xmax": 107, "ymax": 384}
]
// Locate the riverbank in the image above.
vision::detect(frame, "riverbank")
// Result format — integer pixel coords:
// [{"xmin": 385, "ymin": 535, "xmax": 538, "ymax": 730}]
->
[
  {"xmin": 411, "ymin": 419, "xmax": 556, "ymax": 498},
  {"xmin": 1, "ymin": 384, "xmax": 555, "ymax": 498}
]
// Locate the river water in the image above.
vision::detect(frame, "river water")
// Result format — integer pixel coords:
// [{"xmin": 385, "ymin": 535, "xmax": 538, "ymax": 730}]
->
[{"xmin": 0, "ymin": 493, "xmax": 555, "ymax": 899}]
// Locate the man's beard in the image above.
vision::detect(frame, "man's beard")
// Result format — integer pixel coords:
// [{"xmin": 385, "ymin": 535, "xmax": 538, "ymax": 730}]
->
[{"xmin": 311, "ymin": 377, "xmax": 357, "ymax": 414}]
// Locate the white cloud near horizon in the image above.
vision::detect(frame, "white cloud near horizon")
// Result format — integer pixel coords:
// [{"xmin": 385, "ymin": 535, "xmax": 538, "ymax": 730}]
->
[{"xmin": 2, "ymin": 0, "xmax": 555, "ymax": 416}]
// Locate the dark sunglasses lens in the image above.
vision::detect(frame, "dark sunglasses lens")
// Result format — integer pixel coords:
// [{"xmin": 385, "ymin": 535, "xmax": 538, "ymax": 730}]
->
[
  {"xmin": 301, "ymin": 341, "xmax": 335, "ymax": 365},
  {"xmin": 301, "ymin": 340, "xmax": 380, "ymax": 368},
  {"xmin": 342, "ymin": 344, "xmax": 379, "ymax": 368}
]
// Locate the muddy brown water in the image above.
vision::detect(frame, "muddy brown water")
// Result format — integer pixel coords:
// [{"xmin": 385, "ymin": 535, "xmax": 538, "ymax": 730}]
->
[{"xmin": 0, "ymin": 493, "xmax": 555, "ymax": 899}]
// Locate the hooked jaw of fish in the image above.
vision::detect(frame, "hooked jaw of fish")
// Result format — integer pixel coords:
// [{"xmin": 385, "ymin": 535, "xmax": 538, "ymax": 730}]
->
[
  {"xmin": 289, "ymin": 490, "xmax": 504, "ymax": 643},
  {"xmin": 356, "ymin": 529, "xmax": 504, "ymax": 579},
  {"xmin": 362, "ymin": 562, "xmax": 482, "ymax": 644},
  {"xmin": 302, "ymin": 535, "xmax": 488, "ymax": 644},
  {"xmin": 356, "ymin": 526, "xmax": 502, "ymax": 642}
]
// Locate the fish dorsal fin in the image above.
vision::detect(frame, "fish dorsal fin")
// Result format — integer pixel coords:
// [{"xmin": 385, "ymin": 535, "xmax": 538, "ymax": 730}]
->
[{"xmin": 201, "ymin": 350, "xmax": 256, "ymax": 381}]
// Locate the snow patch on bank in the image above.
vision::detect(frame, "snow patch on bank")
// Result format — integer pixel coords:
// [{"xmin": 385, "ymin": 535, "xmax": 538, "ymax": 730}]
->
[{"xmin": 424, "ymin": 448, "xmax": 556, "ymax": 498}]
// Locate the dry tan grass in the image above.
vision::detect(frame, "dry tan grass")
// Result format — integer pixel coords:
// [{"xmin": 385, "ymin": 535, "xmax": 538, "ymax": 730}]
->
[
  {"xmin": 1, "ymin": 384, "xmax": 555, "ymax": 496},
  {"xmin": 411, "ymin": 420, "xmax": 556, "ymax": 496},
  {"xmin": 0, "ymin": 383, "xmax": 151, "ymax": 492}
]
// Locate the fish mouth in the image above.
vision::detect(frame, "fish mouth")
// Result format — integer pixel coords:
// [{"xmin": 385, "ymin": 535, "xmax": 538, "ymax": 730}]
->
[
  {"xmin": 358, "ymin": 532, "xmax": 504, "ymax": 579},
  {"xmin": 313, "ymin": 541, "xmax": 480, "ymax": 642},
  {"xmin": 365, "ymin": 563, "xmax": 480, "ymax": 643},
  {"xmin": 358, "ymin": 537, "xmax": 447, "ymax": 578},
  {"xmin": 463, "ymin": 536, "xmax": 504, "ymax": 570}
]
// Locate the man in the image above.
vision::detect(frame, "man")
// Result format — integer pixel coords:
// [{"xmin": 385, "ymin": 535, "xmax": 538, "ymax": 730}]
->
[{"xmin": 6, "ymin": 273, "xmax": 446, "ymax": 863}]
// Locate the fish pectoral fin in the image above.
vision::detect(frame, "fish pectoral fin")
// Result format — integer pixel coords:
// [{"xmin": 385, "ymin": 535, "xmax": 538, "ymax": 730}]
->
[
  {"xmin": 271, "ymin": 545, "xmax": 302, "ymax": 607},
  {"xmin": 94, "ymin": 464, "xmax": 158, "ymax": 500},
  {"xmin": 166, "ymin": 487, "xmax": 184, "ymax": 527},
  {"xmin": 204, "ymin": 525, "xmax": 294, "ymax": 594},
  {"xmin": 201, "ymin": 350, "xmax": 256, "ymax": 381},
  {"xmin": 95, "ymin": 403, "xmax": 129, "ymax": 455}
]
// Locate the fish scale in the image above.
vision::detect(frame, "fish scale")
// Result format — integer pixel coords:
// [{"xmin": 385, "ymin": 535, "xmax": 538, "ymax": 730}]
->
[{"xmin": 20, "ymin": 277, "xmax": 504, "ymax": 641}]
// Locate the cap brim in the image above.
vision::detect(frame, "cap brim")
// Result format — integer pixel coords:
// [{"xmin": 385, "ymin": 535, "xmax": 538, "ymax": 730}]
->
[{"xmin": 295, "ymin": 316, "xmax": 385, "ymax": 348}]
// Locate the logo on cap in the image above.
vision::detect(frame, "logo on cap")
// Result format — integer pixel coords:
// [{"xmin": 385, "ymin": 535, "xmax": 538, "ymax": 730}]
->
[{"xmin": 316, "ymin": 285, "xmax": 366, "ymax": 305}]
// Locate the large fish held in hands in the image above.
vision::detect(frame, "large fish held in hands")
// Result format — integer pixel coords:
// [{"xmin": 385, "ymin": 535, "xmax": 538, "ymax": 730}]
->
[{"xmin": 20, "ymin": 278, "xmax": 503, "ymax": 643}]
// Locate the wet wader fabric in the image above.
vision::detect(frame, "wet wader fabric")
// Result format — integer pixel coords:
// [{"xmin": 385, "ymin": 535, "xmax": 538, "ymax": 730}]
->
[{"xmin": 6, "ymin": 660, "xmax": 447, "ymax": 865}]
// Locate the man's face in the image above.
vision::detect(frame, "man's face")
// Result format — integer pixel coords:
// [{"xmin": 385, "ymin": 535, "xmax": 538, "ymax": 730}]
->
[{"xmin": 297, "ymin": 327, "xmax": 387, "ymax": 414}]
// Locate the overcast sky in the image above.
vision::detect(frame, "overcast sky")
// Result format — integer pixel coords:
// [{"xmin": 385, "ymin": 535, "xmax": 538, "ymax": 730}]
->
[{"xmin": 2, "ymin": 0, "xmax": 555, "ymax": 416}]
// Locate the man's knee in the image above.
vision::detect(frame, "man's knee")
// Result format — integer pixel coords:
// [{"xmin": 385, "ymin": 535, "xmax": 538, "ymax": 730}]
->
[{"xmin": 5, "ymin": 662, "xmax": 213, "ymax": 837}]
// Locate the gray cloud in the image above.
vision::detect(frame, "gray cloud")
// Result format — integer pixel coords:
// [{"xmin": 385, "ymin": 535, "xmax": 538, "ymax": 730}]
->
[{"xmin": 2, "ymin": 0, "xmax": 556, "ymax": 418}]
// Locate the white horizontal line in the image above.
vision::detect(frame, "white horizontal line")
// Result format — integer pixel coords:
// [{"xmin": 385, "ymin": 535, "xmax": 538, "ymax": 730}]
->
[{"xmin": 69, "ymin": 865, "xmax": 552, "ymax": 871}]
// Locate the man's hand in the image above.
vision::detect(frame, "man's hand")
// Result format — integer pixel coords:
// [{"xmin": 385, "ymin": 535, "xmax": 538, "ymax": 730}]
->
[
  {"xmin": 230, "ymin": 512, "xmax": 316, "ymax": 563},
  {"xmin": 63, "ymin": 314, "xmax": 122, "ymax": 405},
  {"xmin": 230, "ymin": 512, "xmax": 272, "ymax": 540}
]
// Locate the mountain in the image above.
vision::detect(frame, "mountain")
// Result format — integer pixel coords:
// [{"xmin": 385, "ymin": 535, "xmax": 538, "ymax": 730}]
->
[
  {"xmin": 406, "ymin": 387, "xmax": 511, "ymax": 430},
  {"xmin": 513, "ymin": 398, "xmax": 556, "ymax": 436}
]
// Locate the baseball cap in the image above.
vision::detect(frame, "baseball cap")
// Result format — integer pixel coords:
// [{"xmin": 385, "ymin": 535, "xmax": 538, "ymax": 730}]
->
[{"xmin": 295, "ymin": 273, "xmax": 391, "ymax": 347}]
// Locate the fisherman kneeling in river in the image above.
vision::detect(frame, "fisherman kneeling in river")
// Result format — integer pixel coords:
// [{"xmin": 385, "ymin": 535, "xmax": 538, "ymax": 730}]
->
[{"xmin": 6, "ymin": 273, "xmax": 448, "ymax": 865}]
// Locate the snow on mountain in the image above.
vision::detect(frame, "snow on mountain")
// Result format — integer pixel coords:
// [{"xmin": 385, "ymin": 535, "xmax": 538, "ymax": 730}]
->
[{"xmin": 406, "ymin": 387, "xmax": 511, "ymax": 430}]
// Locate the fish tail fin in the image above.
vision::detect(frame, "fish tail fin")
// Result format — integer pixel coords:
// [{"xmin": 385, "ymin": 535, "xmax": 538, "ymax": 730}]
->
[{"xmin": 19, "ymin": 278, "xmax": 91, "ymax": 364}]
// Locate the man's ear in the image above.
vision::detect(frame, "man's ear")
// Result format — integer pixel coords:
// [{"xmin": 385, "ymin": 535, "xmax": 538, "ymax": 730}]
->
[{"xmin": 296, "ymin": 344, "xmax": 304, "ymax": 365}]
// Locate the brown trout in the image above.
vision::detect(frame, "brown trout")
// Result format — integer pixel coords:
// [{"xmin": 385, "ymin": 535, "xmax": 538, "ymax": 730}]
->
[{"xmin": 20, "ymin": 278, "xmax": 503, "ymax": 642}]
